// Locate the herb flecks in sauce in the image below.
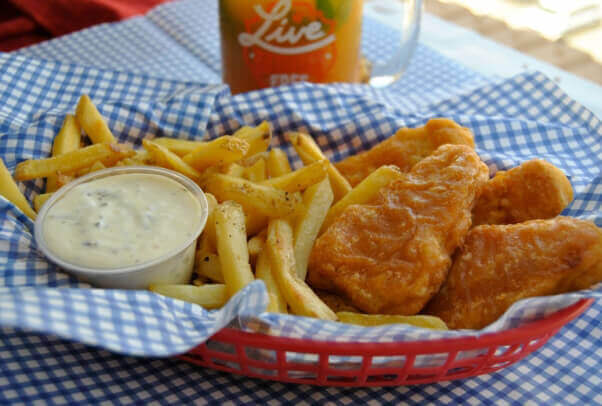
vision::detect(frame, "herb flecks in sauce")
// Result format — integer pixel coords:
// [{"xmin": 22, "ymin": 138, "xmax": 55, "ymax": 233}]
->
[{"xmin": 43, "ymin": 173, "xmax": 203, "ymax": 269}]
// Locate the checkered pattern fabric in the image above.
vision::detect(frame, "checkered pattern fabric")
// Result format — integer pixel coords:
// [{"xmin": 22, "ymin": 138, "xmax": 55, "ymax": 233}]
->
[
  {"xmin": 1, "ymin": 0, "xmax": 601, "ymax": 404},
  {"xmin": 14, "ymin": 0, "xmax": 491, "ymax": 108}
]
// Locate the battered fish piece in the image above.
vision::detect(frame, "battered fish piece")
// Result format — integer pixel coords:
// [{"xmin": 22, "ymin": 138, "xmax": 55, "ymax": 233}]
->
[
  {"xmin": 425, "ymin": 217, "xmax": 602, "ymax": 330},
  {"xmin": 335, "ymin": 118, "xmax": 475, "ymax": 186},
  {"xmin": 472, "ymin": 159, "xmax": 573, "ymax": 226},
  {"xmin": 308, "ymin": 145, "xmax": 489, "ymax": 315}
]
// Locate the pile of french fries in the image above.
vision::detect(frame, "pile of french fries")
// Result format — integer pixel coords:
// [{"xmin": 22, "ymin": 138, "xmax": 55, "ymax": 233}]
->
[{"xmin": 0, "ymin": 95, "xmax": 446, "ymax": 330}]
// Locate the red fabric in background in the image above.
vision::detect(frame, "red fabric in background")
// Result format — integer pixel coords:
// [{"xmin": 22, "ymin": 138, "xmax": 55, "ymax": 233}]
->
[{"xmin": 0, "ymin": 0, "xmax": 170, "ymax": 51}]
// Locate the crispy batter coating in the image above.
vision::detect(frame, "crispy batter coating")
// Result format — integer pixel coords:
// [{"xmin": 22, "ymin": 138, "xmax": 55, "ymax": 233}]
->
[
  {"xmin": 335, "ymin": 118, "xmax": 475, "ymax": 186},
  {"xmin": 472, "ymin": 159, "xmax": 573, "ymax": 226},
  {"xmin": 425, "ymin": 217, "xmax": 602, "ymax": 329},
  {"xmin": 308, "ymin": 145, "xmax": 489, "ymax": 315}
]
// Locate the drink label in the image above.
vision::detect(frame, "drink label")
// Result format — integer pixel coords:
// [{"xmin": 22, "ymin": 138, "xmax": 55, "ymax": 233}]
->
[{"xmin": 238, "ymin": 0, "xmax": 338, "ymax": 87}]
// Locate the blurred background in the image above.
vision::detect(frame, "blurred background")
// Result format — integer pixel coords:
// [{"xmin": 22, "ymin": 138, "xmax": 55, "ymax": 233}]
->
[
  {"xmin": 426, "ymin": 0, "xmax": 602, "ymax": 84},
  {"xmin": 1, "ymin": 0, "xmax": 600, "ymax": 84}
]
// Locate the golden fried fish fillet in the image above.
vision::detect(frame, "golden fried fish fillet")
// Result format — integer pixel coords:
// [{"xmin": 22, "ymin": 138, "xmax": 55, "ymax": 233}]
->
[
  {"xmin": 424, "ymin": 217, "xmax": 602, "ymax": 330},
  {"xmin": 308, "ymin": 144, "xmax": 489, "ymax": 315},
  {"xmin": 472, "ymin": 159, "xmax": 573, "ymax": 226},
  {"xmin": 335, "ymin": 118, "xmax": 475, "ymax": 186}
]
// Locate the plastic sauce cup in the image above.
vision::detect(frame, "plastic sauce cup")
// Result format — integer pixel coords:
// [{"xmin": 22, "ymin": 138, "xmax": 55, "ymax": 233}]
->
[{"xmin": 34, "ymin": 166, "xmax": 208, "ymax": 289}]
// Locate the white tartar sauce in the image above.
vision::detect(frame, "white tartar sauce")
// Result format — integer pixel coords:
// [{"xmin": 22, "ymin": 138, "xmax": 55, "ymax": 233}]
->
[{"xmin": 43, "ymin": 173, "xmax": 203, "ymax": 269}]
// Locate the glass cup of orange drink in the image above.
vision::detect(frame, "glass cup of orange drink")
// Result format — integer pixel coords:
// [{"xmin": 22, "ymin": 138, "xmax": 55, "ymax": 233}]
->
[{"xmin": 219, "ymin": 0, "xmax": 422, "ymax": 94}]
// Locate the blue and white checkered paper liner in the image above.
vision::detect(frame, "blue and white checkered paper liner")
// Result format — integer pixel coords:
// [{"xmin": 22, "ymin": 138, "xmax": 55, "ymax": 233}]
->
[{"xmin": 0, "ymin": 48, "xmax": 600, "ymax": 361}]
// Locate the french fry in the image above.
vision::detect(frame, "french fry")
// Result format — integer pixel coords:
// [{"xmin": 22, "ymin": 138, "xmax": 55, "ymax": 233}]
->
[
  {"xmin": 320, "ymin": 165, "xmax": 402, "ymax": 234},
  {"xmin": 202, "ymin": 174, "xmax": 301, "ymax": 218},
  {"xmin": 245, "ymin": 208, "xmax": 268, "ymax": 237},
  {"xmin": 266, "ymin": 148, "xmax": 292, "ymax": 177},
  {"xmin": 247, "ymin": 233, "xmax": 265, "ymax": 261},
  {"xmin": 46, "ymin": 114, "xmax": 81, "ymax": 192},
  {"xmin": 153, "ymin": 138, "xmax": 205, "ymax": 157},
  {"xmin": 89, "ymin": 160, "xmax": 106, "ymax": 172},
  {"xmin": 195, "ymin": 200, "xmax": 222, "ymax": 283},
  {"xmin": 293, "ymin": 178, "xmax": 333, "ymax": 279},
  {"xmin": 242, "ymin": 158, "xmax": 266, "ymax": 182},
  {"xmin": 34, "ymin": 192, "xmax": 53, "ymax": 212},
  {"xmin": 0, "ymin": 158, "xmax": 36, "ymax": 219},
  {"xmin": 75, "ymin": 95, "xmax": 116, "ymax": 144},
  {"xmin": 214, "ymin": 201, "xmax": 254, "ymax": 297},
  {"xmin": 195, "ymin": 251, "xmax": 224, "ymax": 283},
  {"xmin": 247, "ymin": 232, "xmax": 265, "ymax": 267},
  {"xmin": 118, "ymin": 150, "xmax": 150, "ymax": 166},
  {"xmin": 202, "ymin": 166, "xmax": 221, "ymax": 178},
  {"xmin": 51, "ymin": 115, "xmax": 82, "ymax": 155},
  {"xmin": 142, "ymin": 139, "xmax": 201, "ymax": 181},
  {"xmin": 239, "ymin": 151, "xmax": 269, "ymax": 168},
  {"xmin": 183, "ymin": 136, "xmax": 249, "ymax": 171},
  {"xmin": 15, "ymin": 143, "xmax": 134, "ymax": 181},
  {"xmin": 255, "ymin": 249, "xmax": 287, "ymax": 313},
  {"xmin": 220, "ymin": 162, "xmax": 245, "ymax": 177},
  {"xmin": 233, "ymin": 121, "xmax": 271, "ymax": 157},
  {"xmin": 202, "ymin": 192, "xmax": 218, "ymax": 252},
  {"xmin": 56, "ymin": 173, "xmax": 73, "ymax": 188},
  {"xmin": 197, "ymin": 234, "xmax": 213, "ymax": 258},
  {"xmin": 149, "ymin": 284, "xmax": 227, "ymax": 309},
  {"xmin": 266, "ymin": 219, "xmax": 336, "ymax": 320},
  {"xmin": 262, "ymin": 160, "xmax": 328, "ymax": 193},
  {"xmin": 205, "ymin": 192, "xmax": 218, "ymax": 214},
  {"xmin": 75, "ymin": 165, "xmax": 90, "ymax": 176},
  {"xmin": 336, "ymin": 312, "xmax": 448, "ymax": 330},
  {"xmin": 288, "ymin": 132, "xmax": 351, "ymax": 202},
  {"xmin": 76, "ymin": 160, "xmax": 106, "ymax": 177}
]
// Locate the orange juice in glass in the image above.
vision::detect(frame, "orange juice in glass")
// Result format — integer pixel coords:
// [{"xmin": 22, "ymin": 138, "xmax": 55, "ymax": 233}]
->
[{"xmin": 219, "ymin": 0, "xmax": 364, "ymax": 94}]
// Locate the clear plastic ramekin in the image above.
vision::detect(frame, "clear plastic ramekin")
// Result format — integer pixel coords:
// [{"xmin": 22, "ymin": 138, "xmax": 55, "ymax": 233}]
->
[{"xmin": 34, "ymin": 166, "xmax": 208, "ymax": 289}]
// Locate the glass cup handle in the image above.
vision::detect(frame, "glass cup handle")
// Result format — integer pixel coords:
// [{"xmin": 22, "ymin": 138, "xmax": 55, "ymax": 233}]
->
[{"xmin": 363, "ymin": 0, "xmax": 423, "ymax": 87}]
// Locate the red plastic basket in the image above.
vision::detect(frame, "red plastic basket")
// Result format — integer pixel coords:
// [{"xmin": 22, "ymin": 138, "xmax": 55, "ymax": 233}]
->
[{"xmin": 180, "ymin": 298, "xmax": 593, "ymax": 386}]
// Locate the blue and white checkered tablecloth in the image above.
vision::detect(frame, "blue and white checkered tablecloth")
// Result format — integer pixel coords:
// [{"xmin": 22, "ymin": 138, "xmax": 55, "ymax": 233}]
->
[{"xmin": 1, "ymin": 0, "xmax": 601, "ymax": 404}]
